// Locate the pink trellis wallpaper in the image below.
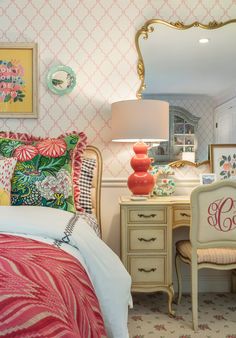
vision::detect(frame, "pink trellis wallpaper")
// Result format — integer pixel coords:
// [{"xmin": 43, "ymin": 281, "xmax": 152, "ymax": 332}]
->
[{"xmin": 0, "ymin": 0, "xmax": 236, "ymax": 177}]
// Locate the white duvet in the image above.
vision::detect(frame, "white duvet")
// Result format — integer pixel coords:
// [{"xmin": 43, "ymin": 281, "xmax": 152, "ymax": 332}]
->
[{"xmin": 0, "ymin": 206, "xmax": 132, "ymax": 338}]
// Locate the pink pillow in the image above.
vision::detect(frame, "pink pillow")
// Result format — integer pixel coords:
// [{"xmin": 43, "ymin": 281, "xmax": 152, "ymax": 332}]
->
[
  {"xmin": 0, "ymin": 157, "xmax": 17, "ymax": 205},
  {"xmin": 0, "ymin": 132, "xmax": 87, "ymax": 212}
]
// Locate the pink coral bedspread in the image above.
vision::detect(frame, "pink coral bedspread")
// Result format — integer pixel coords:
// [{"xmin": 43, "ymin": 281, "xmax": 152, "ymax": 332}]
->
[{"xmin": 0, "ymin": 233, "xmax": 107, "ymax": 338}]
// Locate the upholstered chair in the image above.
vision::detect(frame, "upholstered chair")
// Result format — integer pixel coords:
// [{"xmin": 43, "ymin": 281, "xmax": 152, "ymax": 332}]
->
[{"xmin": 175, "ymin": 180, "xmax": 236, "ymax": 331}]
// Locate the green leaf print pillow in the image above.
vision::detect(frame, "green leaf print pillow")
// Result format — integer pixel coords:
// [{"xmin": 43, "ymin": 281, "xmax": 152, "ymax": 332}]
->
[{"xmin": 0, "ymin": 132, "xmax": 87, "ymax": 213}]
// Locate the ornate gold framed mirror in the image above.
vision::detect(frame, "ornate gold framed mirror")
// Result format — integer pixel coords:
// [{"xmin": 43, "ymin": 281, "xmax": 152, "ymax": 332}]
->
[
  {"xmin": 135, "ymin": 19, "xmax": 236, "ymax": 99},
  {"xmin": 135, "ymin": 19, "xmax": 236, "ymax": 166}
]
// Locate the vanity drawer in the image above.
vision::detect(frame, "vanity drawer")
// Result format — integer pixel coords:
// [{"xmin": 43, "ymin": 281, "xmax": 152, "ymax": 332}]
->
[
  {"xmin": 128, "ymin": 256, "xmax": 166, "ymax": 284},
  {"xmin": 173, "ymin": 206, "xmax": 191, "ymax": 227},
  {"xmin": 127, "ymin": 206, "xmax": 167, "ymax": 224},
  {"xmin": 128, "ymin": 227, "xmax": 166, "ymax": 252}
]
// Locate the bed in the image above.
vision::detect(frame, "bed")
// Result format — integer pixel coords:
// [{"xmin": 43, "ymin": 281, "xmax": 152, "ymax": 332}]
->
[{"xmin": 0, "ymin": 140, "xmax": 131, "ymax": 338}]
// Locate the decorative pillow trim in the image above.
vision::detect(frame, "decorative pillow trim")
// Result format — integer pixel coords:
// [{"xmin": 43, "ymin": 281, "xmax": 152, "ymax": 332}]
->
[
  {"xmin": 79, "ymin": 158, "xmax": 96, "ymax": 214},
  {"xmin": 71, "ymin": 132, "xmax": 87, "ymax": 212},
  {"xmin": 0, "ymin": 131, "xmax": 40, "ymax": 142},
  {"xmin": 0, "ymin": 130, "xmax": 84, "ymax": 143}
]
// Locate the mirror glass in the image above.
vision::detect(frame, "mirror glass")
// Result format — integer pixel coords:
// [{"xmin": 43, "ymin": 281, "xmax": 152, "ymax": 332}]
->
[
  {"xmin": 135, "ymin": 20, "xmax": 236, "ymax": 163},
  {"xmin": 149, "ymin": 105, "xmax": 200, "ymax": 164}
]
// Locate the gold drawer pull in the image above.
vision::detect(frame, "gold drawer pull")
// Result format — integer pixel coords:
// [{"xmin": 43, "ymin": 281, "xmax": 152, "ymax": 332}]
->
[
  {"xmin": 138, "ymin": 213, "xmax": 156, "ymax": 218},
  {"xmin": 138, "ymin": 237, "xmax": 157, "ymax": 242},
  {"xmin": 180, "ymin": 212, "xmax": 190, "ymax": 218},
  {"xmin": 138, "ymin": 268, "xmax": 156, "ymax": 273}
]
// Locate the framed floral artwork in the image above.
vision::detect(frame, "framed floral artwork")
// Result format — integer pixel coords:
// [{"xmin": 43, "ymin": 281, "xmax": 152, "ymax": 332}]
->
[
  {"xmin": 210, "ymin": 144, "xmax": 236, "ymax": 180},
  {"xmin": 0, "ymin": 43, "xmax": 37, "ymax": 118}
]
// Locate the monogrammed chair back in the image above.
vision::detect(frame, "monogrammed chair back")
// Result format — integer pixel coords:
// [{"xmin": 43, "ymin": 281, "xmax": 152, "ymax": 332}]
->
[
  {"xmin": 190, "ymin": 179, "xmax": 236, "ymax": 249},
  {"xmin": 175, "ymin": 179, "xmax": 236, "ymax": 331}
]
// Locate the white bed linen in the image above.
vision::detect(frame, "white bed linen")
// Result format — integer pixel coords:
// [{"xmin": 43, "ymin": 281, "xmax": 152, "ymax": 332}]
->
[{"xmin": 0, "ymin": 206, "xmax": 132, "ymax": 338}]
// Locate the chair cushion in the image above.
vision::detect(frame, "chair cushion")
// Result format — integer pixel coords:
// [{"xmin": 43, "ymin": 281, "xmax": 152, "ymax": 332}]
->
[{"xmin": 176, "ymin": 240, "xmax": 236, "ymax": 264}]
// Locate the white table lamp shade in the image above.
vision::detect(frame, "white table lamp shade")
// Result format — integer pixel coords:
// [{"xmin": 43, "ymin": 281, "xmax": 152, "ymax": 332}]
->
[{"xmin": 111, "ymin": 99, "xmax": 169, "ymax": 142}]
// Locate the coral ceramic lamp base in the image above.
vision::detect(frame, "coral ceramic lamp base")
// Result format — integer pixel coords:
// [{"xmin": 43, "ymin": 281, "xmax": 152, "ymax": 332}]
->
[{"xmin": 127, "ymin": 141, "xmax": 155, "ymax": 196}]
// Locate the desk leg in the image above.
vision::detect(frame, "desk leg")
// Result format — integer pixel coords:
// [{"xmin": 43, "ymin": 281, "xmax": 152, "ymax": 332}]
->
[
  {"xmin": 232, "ymin": 269, "xmax": 236, "ymax": 293},
  {"xmin": 166, "ymin": 284, "xmax": 175, "ymax": 316}
]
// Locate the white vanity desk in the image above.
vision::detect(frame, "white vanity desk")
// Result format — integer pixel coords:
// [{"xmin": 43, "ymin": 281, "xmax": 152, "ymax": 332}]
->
[{"xmin": 120, "ymin": 195, "xmax": 190, "ymax": 315}]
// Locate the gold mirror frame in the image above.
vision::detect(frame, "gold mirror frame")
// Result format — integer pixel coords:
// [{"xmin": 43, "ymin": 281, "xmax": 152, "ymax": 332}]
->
[
  {"xmin": 169, "ymin": 159, "xmax": 209, "ymax": 168},
  {"xmin": 135, "ymin": 18, "xmax": 236, "ymax": 99}
]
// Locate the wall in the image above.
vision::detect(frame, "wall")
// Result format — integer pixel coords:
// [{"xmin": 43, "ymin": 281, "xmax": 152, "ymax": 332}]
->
[{"xmin": 1, "ymin": 0, "xmax": 236, "ymax": 292}]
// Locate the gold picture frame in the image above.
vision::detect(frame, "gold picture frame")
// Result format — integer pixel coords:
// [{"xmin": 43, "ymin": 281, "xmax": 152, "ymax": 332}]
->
[
  {"xmin": 210, "ymin": 144, "xmax": 236, "ymax": 180},
  {"xmin": 0, "ymin": 43, "xmax": 38, "ymax": 118}
]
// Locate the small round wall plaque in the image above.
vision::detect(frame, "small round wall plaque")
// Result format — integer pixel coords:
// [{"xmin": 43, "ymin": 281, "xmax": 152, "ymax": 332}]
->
[{"xmin": 47, "ymin": 65, "xmax": 76, "ymax": 95}]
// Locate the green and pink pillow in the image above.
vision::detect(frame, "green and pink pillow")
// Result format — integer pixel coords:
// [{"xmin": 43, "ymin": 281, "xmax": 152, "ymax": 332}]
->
[{"xmin": 0, "ymin": 132, "xmax": 87, "ymax": 213}]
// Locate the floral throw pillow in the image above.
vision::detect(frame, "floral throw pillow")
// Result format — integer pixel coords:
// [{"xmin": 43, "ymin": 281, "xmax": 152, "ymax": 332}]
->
[
  {"xmin": 0, "ymin": 133, "xmax": 87, "ymax": 212},
  {"xmin": 0, "ymin": 157, "xmax": 17, "ymax": 205}
]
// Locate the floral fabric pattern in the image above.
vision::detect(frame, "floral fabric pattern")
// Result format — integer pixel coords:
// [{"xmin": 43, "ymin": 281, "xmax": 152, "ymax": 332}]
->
[
  {"xmin": 0, "ymin": 134, "xmax": 86, "ymax": 212},
  {"xmin": 150, "ymin": 164, "xmax": 176, "ymax": 196},
  {"xmin": 36, "ymin": 138, "xmax": 67, "ymax": 157},
  {"xmin": 0, "ymin": 60, "xmax": 25, "ymax": 103},
  {"xmin": 36, "ymin": 169, "xmax": 72, "ymax": 205},
  {"xmin": 218, "ymin": 154, "xmax": 236, "ymax": 179},
  {"xmin": 14, "ymin": 144, "xmax": 39, "ymax": 161},
  {"xmin": 0, "ymin": 156, "xmax": 17, "ymax": 205}
]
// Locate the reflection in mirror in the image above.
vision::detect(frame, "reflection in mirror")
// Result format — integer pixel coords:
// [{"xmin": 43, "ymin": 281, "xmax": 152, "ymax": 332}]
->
[
  {"xmin": 149, "ymin": 106, "xmax": 200, "ymax": 164},
  {"xmin": 135, "ymin": 19, "xmax": 236, "ymax": 164}
]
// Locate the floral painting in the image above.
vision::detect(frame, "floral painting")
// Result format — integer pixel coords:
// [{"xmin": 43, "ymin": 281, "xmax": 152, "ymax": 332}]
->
[
  {"xmin": 0, "ymin": 59, "xmax": 25, "ymax": 104},
  {"xmin": 210, "ymin": 144, "xmax": 236, "ymax": 180},
  {"xmin": 0, "ymin": 43, "xmax": 37, "ymax": 118}
]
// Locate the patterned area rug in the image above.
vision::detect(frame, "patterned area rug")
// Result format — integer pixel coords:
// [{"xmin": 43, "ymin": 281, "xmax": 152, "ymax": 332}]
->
[{"xmin": 128, "ymin": 293, "xmax": 236, "ymax": 338}]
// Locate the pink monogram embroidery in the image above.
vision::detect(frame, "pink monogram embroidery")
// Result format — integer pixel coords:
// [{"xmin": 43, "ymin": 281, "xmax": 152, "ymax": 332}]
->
[{"xmin": 207, "ymin": 197, "xmax": 236, "ymax": 232}]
